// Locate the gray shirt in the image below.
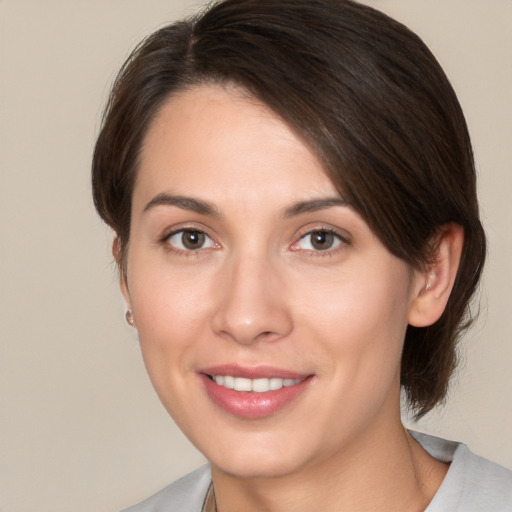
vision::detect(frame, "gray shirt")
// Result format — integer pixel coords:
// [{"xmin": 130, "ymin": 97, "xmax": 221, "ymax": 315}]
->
[{"xmin": 122, "ymin": 432, "xmax": 512, "ymax": 511}]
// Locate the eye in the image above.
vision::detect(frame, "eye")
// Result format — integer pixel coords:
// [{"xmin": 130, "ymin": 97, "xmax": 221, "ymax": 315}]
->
[
  {"xmin": 166, "ymin": 229, "xmax": 216, "ymax": 251},
  {"xmin": 296, "ymin": 230, "xmax": 343, "ymax": 251}
]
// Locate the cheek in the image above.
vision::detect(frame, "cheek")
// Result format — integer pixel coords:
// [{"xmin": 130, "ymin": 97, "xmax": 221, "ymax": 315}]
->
[
  {"xmin": 130, "ymin": 255, "xmax": 212, "ymax": 324},
  {"xmin": 296, "ymin": 263, "xmax": 411, "ymax": 380},
  {"xmin": 127, "ymin": 258, "xmax": 216, "ymax": 375},
  {"xmin": 126, "ymin": 263, "xmax": 218, "ymax": 428}
]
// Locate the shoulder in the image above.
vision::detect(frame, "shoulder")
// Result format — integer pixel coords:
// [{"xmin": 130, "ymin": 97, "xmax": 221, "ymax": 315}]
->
[
  {"xmin": 120, "ymin": 464, "xmax": 212, "ymax": 512},
  {"xmin": 411, "ymin": 431, "xmax": 512, "ymax": 511}
]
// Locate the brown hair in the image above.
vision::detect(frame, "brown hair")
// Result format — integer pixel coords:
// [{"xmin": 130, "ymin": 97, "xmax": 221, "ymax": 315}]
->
[{"xmin": 92, "ymin": 0, "xmax": 486, "ymax": 418}]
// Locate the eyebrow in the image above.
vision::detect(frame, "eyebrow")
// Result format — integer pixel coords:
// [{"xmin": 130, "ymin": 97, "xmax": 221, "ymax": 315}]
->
[
  {"xmin": 143, "ymin": 193, "xmax": 220, "ymax": 216},
  {"xmin": 143, "ymin": 193, "xmax": 348, "ymax": 218},
  {"xmin": 283, "ymin": 197, "xmax": 349, "ymax": 217}
]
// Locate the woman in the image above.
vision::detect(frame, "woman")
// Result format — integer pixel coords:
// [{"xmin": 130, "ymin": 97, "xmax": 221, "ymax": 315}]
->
[{"xmin": 92, "ymin": 0, "xmax": 512, "ymax": 510}]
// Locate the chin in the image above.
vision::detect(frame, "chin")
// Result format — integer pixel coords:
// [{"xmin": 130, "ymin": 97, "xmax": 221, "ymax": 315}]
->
[
  {"xmin": 213, "ymin": 454, "xmax": 304, "ymax": 480},
  {"xmin": 202, "ymin": 431, "xmax": 315, "ymax": 480}
]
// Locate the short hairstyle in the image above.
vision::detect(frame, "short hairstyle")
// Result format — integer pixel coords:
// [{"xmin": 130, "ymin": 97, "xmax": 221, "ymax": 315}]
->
[{"xmin": 92, "ymin": 0, "xmax": 486, "ymax": 418}]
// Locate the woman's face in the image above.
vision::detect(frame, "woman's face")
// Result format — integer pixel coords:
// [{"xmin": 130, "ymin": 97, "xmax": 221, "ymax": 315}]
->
[{"xmin": 124, "ymin": 84, "xmax": 422, "ymax": 478}]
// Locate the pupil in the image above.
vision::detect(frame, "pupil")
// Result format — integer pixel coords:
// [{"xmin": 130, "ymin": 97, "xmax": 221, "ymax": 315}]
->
[
  {"xmin": 182, "ymin": 230, "xmax": 205, "ymax": 249},
  {"xmin": 312, "ymin": 231, "xmax": 333, "ymax": 250}
]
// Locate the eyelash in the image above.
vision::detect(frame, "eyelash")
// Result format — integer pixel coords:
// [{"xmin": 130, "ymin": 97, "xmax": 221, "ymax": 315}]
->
[
  {"xmin": 290, "ymin": 227, "xmax": 350, "ymax": 257},
  {"xmin": 159, "ymin": 226, "xmax": 350, "ymax": 257},
  {"xmin": 160, "ymin": 226, "xmax": 219, "ymax": 256}
]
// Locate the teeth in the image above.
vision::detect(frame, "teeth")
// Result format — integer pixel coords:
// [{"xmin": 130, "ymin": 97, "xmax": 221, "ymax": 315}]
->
[
  {"xmin": 269, "ymin": 378, "xmax": 283, "ymax": 390},
  {"xmin": 252, "ymin": 378, "xmax": 270, "ymax": 392},
  {"xmin": 223, "ymin": 375, "xmax": 234, "ymax": 389},
  {"xmin": 212, "ymin": 375, "xmax": 302, "ymax": 392},
  {"xmin": 234, "ymin": 377, "xmax": 252, "ymax": 391}
]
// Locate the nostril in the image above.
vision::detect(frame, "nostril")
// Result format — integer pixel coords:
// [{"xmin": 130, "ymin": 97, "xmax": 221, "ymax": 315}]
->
[{"xmin": 257, "ymin": 331, "xmax": 276, "ymax": 340}]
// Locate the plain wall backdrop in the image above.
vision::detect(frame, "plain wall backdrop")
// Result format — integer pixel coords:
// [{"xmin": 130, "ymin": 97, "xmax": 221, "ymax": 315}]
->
[{"xmin": 1, "ymin": 1, "xmax": 511, "ymax": 510}]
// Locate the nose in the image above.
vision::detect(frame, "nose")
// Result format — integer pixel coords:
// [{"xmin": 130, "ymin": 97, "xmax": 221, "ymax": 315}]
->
[{"xmin": 211, "ymin": 252, "xmax": 293, "ymax": 345}]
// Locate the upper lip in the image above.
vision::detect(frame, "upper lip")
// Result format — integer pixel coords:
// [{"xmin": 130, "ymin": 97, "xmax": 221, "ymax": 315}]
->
[{"xmin": 199, "ymin": 364, "xmax": 309, "ymax": 380}]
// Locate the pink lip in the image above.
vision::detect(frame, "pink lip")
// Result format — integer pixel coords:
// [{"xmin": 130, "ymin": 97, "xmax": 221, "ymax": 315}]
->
[{"xmin": 199, "ymin": 364, "xmax": 313, "ymax": 419}]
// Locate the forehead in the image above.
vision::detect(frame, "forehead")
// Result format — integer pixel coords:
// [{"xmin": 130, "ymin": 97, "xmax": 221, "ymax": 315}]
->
[{"xmin": 134, "ymin": 84, "xmax": 340, "ymax": 210}]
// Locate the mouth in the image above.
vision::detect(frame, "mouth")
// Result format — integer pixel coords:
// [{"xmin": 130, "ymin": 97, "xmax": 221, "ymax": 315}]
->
[
  {"xmin": 207, "ymin": 375, "xmax": 304, "ymax": 393},
  {"xmin": 199, "ymin": 365, "xmax": 313, "ymax": 419}
]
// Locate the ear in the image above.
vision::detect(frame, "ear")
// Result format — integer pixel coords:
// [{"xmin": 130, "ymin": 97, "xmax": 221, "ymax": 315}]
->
[
  {"xmin": 408, "ymin": 223, "xmax": 464, "ymax": 327},
  {"xmin": 113, "ymin": 237, "xmax": 131, "ymax": 309}
]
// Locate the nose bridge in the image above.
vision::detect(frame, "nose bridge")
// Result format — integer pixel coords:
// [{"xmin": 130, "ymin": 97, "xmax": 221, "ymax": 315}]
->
[{"xmin": 211, "ymin": 245, "xmax": 292, "ymax": 344}]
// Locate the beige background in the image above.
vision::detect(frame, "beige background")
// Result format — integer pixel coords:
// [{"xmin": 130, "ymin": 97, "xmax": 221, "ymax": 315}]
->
[{"xmin": 1, "ymin": 0, "xmax": 511, "ymax": 510}]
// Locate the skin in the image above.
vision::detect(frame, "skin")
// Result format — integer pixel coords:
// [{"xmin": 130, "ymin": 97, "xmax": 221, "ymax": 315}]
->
[{"xmin": 121, "ymin": 84, "xmax": 462, "ymax": 511}]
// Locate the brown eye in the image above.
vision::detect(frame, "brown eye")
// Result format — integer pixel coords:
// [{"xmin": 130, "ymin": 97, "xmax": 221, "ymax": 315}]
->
[
  {"xmin": 182, "ymin": 230, "xmax": 205, "ymax": 249},
  {"xmin": 297, "ymin": 230, "xmax": 342, "ymax": 251},
  {"xmin": 166, "ymin": 229, "xmax": 215, "ymax": 251},
  {"xmin": 310, "ymin": 231, "xmax": 334, "ymax": 250}
]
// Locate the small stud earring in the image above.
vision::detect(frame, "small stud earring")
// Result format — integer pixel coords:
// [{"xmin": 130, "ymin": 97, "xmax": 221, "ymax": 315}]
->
[
  {"xmin": 425, "ymin": 282, "xmax": 431, "ymax": 292},
  {"xmin": 125, "ymin": 309, "xmax": 135, "ymax": 327}
]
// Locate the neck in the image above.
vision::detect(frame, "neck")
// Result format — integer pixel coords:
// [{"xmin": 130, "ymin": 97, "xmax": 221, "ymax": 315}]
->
[{"xmin": 211, "ymin": 413, "xmax": 447, "ymax": 512}]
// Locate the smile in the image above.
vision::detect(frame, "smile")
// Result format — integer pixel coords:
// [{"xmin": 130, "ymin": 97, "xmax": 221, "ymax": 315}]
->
[
  {"xmin": 210, "ymin": 375, "xmax": 303, "ymax": 393},
  {"xmin": 200, "ymin": 366, "xmax": 313, "ymax": 419}
]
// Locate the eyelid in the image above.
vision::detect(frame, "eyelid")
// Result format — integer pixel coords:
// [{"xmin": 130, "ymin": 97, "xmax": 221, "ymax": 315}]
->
[
  {"xmin": 289, "ymin": 224, "xmax": 351, "ymax": 253},
  {"xmin": 159, "ymin": 223, "xmax": 220, "ymax": 254}
]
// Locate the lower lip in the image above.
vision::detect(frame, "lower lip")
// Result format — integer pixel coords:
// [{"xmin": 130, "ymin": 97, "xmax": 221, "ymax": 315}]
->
[{"xmin": 200, "ymin": 374, "xmax": 312, "ymax": 419}]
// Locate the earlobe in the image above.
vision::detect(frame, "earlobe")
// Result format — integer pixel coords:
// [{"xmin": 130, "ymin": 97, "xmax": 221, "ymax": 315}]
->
[
  {"xmin": 408, "ymin": 223, "xmax": 464, "ymax": 327},
  {"xmin": 120, "ymin": 272, "xmax": 131, "ymax": 310}
]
